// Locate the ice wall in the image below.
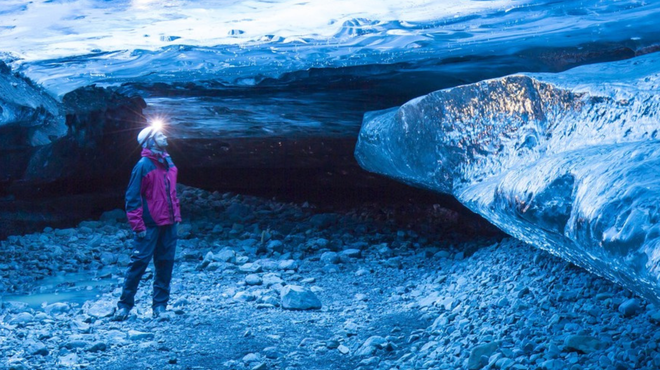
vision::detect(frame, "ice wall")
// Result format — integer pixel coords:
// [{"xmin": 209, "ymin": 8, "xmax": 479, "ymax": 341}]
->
[
  {"xmin": 0, "ymin": 61, "xmax": 67, "ymax": 184},
  {"xmin": 0, "ymin": 63, "xmax": 145, "ymax": 190},
  {"xmin": 355, "ymin": 53, "xmax": 660, "ymax": 302}
]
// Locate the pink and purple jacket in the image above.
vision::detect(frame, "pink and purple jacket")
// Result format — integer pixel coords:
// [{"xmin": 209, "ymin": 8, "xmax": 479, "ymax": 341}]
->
[{"xmin": 126, "ymin": 148, "xmax": 182, "ymax": 232}]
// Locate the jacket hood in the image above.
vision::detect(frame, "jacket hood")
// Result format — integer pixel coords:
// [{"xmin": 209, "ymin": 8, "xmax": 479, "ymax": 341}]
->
[{"xmin": 141, "ymin": 148, "xmax": 169, "ymax": 161}]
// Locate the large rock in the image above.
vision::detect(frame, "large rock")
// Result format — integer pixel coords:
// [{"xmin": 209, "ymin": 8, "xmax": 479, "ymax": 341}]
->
[
  {"xmin": 9, "ymin": 312, "xmax": 34, "ymax": 325},
  {"xmin": 280, "ymin": 285, "xmax": 322, "ymax": 310},
  {"xmin": 563, "ymin": 335, "xmax": 604, "ymax": 354},
  {"xmin": 25, "ymin": 339, "xmax": 49, "ymax": 356},
  {"xmin": 355, "ymin": 336, "xmax": 388, "ymax": 356},
  {"xmin": 44, "ymin": 302, "xmax": 70, "ymax": 316},
  {"xmin": 467, "ymin": 342, "xmax": 499, "ymax": 370},
  {"xmin": 618, "ymin": 298, "xmax": 641, "ymax": 317},
  {"xmin": 83, "ymin": 300, "xmax": 116, "ymax": 318},
  {"xmin": 355, "ymin": 53, "xmax": 660, "ymax": 303}
]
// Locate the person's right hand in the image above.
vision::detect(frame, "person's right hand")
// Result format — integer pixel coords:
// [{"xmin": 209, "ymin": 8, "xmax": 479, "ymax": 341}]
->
[{"xmin": 136, "ymin": 230, "xmax": 147, "ymax": 239}]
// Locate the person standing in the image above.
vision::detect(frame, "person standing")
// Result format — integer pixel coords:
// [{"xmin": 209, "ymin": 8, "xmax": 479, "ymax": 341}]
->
[{"xmin": 113, "ymin": 123, "xmax": 181, "ymax": 321}]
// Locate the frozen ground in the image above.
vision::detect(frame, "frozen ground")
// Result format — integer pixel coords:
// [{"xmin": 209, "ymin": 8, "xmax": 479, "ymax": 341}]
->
[{"xmin": 2, "ymin": 185, "xmax": 660, "ymax": 370}]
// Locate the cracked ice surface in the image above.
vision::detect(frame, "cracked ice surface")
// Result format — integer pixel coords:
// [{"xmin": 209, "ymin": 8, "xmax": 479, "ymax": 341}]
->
[{"xmin": 355, "ymin": 53, "xmax": 660, "ymax": 302}]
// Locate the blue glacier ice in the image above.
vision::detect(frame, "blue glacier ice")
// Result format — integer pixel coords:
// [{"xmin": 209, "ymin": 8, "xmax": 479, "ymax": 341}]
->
[
  {"xmin": 355, "ymin": 52, "xmax": 660, "ymax": 301},
  {"xmin": 2, "ymin": 0, "xmax": 660, "ymax": 97}
]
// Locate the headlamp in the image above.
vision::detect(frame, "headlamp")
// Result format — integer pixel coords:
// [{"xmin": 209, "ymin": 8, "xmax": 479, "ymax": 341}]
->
[
  {"xmin": 138, "ymin": 118, "xmax": 166, "ymax": 147},
  {"xmin": 150, "ymin": 119, "xmax": 164, "ymax": 132}
]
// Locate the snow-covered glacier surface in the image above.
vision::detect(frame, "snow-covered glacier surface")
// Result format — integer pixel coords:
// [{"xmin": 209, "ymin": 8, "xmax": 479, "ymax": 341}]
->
[{"xmin": 355, "ymin": 53, "xmax": 660, "ymax": 302}]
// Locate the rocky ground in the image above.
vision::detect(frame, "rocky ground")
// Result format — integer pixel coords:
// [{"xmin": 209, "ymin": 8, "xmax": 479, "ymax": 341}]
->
[{"xmin": 2, "ymin": 185, "xmax": 660, "ymax": 370}]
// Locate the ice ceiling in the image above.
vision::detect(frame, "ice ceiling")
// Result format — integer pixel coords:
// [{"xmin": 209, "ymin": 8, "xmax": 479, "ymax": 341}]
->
[{"xmin": 2, "ymin": 0, "xmax": 659, "ymax": 97}]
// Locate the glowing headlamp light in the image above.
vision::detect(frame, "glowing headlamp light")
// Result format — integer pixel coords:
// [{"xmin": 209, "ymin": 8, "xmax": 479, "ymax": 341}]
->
[
  {"xmin": 150, "ymin": 119, "xmax": 164, "ymax": 132},
  {"xmin": 138, "ymin": 118, "xmax": 166, "ymax": 147}
]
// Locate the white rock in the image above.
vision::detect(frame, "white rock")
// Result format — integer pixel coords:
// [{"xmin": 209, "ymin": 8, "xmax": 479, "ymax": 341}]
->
[
  {"xmin": 355, "ymin": 336, "xmax": 387, "ymax": 356},
  {"xmin": 243, "ymin": 352, "xmax": 262, "ymax": 363},
  {"xmin": 214, "ymin": 248, "xmax": 236, "ymax": 263},
  {"xmin": 262, "ymin": 273, "xmax": 284, "ymax": 287},
  {"xmin": 44, "ymin": 302, "xmax": 70, "ymax": 316},
  {"xmin": 239, "ymin": 262, "xmax": 262, "ymax": 273},
  {"xmin": 128, "ymin": 330, "xmax": 155, "ymax": 341},
  {"xmin": 245, "ymin": 274, "xmax": 263, "ymax": 286},
  {"xmin": 9, "ymin": 312, "xmax": 34, "ymax": 325},
  {"xmin": 84, "ymin": 300, "xmax": 116, "ymax": 318},
  {"xmin": 278, "ymin": 260, "xmax": 298, "ymax": 270}
]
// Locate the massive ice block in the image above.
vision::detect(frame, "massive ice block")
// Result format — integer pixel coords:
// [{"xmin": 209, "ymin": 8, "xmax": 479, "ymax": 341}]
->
[{"xmin": 355, "ymin": 53, "xmax": 660, "ymax": 302}]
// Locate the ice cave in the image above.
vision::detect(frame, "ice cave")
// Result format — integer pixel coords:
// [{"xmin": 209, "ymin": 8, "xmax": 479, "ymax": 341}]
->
[{"xmin": 2, "ymin": 1, "xmax": 660, "ymax": 369}]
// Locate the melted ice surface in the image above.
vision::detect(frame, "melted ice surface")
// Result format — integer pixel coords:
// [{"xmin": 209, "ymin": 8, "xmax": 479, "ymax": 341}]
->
[{"xmin": 1, "ymin": 0, "xmax": 660, "ymax": 96}]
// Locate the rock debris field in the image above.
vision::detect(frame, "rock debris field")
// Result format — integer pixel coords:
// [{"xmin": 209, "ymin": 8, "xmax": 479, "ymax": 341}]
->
[{"xmin": 2, "ymin": 185, "xmax": 660, "ymax": 370}]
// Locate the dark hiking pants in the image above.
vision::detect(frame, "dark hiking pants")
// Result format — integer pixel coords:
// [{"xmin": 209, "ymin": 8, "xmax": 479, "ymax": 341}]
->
[{"xmin": 118, "ymin": 224, "xmax": 177, "ymax": 310}]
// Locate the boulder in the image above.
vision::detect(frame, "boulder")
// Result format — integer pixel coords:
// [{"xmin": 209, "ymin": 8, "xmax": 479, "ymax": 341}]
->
[{"xmin": 280, "ymin": 285, "xmax": 322, "ymax": 310}]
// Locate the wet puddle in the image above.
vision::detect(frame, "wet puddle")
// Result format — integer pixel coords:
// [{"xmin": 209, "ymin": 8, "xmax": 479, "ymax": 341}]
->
[{"xmin": 1, "ymin": 268, "xmax": 119, "ymax": 309}]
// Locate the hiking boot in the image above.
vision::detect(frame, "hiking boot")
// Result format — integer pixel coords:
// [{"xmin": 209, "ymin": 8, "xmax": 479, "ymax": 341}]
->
[
  {"xmin": 153, "ymin": 305, "xmax": 167, "ymax": 318},
  {"xmin": 111, "ymin": 307, "xmax": 130, "ymax": 322}
]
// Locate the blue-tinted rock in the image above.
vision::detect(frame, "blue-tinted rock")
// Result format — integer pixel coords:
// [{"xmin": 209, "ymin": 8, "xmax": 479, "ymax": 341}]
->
[
  {"xmin": 341, "ymin": 249, "xmax": 362, "ymax": 259},
  {"xmin": 321, "ymin": 252, "xmax": 340, "ymax": 265},
  {"xmin": 598, "ymin": 355, "xmax": 612, "ymax": 367},
  {"xmin": 25, "ymin": 339, "xmax": 48, "ymax": 356},
  {"xmin": 8, "ymin": 312, "xmax": 34, "ymax": 325},
  {"xmin": 245, "ymin": 274, "xmax": 263, "ymax": 286},
  {"xmin": 266, "ymin": 240, "xmax": 284, "ymax": 254},
  {"xmin": 214, "ymin": 248, "xmax": 237, "ymax": 263},
  {"xmin": 225, "ymin": 203, "xmax": 252, "ymax": 222},
  {"xmin": 278, "ymin": 260, "xmax": 298, "ymax": 271},
  {"xmin": 239, "ymin": 262, "xmax": 262, "ymax": 273},
  {"xmin": 355, "ymin": 336, "xmax": 387, "ymax": 356},
  {"xmin": 64, "ymin": 340, "xmax": 89, "ymax": 350},
  {"xmin": 84, "ymin": 300, "xmax": 115, "ymax": 318},
  {"xmin": 99, "ymin": 252, "xmax": 117, "ymax": 265},
  {"xmin": 43, "ymin": 302, "xmax": 69, "ymax": 316},
  {"xmin": 541, "ymin": 359, "xmax": 566, "ymax": 370},
  {"xmin": 618, "ymin": 298, "xmax": 641, "ymax": 317},
  {"xmin": 128, "ymin": 330, "xmax": 154, "ymax": 341},
  {"xmin": 280, "ymin": 285, "xmax": 322, "ymax": 310},
  {"xmin": 649, "ymin": 310, "xmax": 660, "ymax": 324},
  {"xmin": 262, "ymin": 273, "xmax": 284, "ymax": 287},
  {"xmin": 563, "ymin": 335, "xmax": 603, "ymax": 354},
  {"xmin": 467, "ymin": 342, "xmax": 499, "ymax": 370},
  {"xmin": 86, "ymin": 342, "xmax": 107, "ymax": 353}
]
